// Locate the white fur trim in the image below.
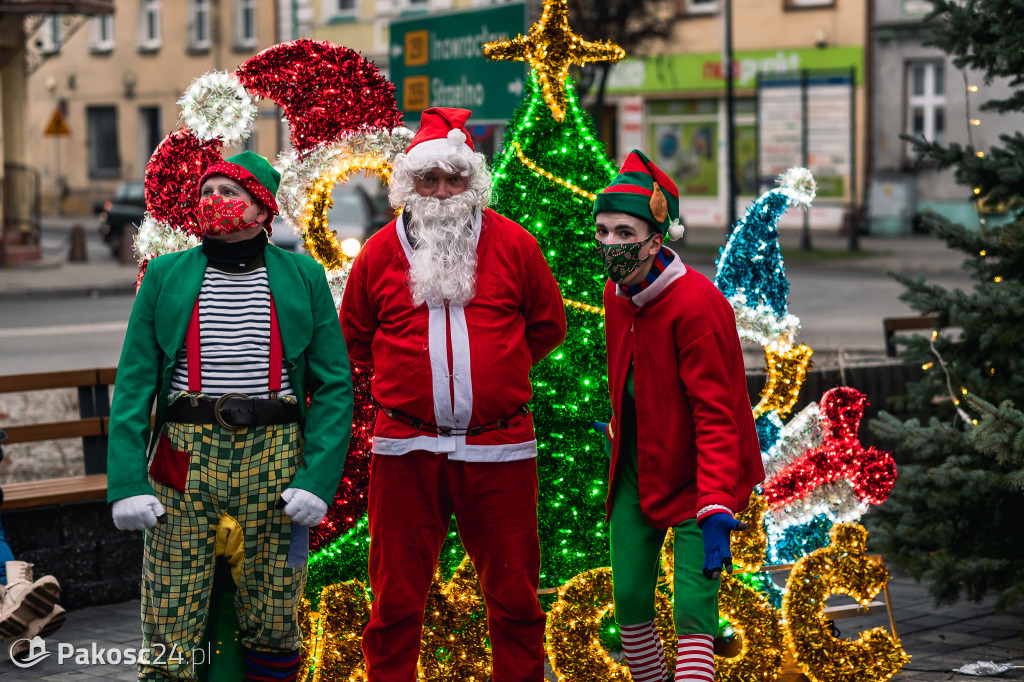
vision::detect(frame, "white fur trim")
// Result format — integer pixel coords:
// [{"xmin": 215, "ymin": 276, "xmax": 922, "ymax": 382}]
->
[
  {"xmin": 405, "ymin": 137, "xmax": 473, "ymax": 166},
  {"xmin": 697, "ymin": 504, "xmax": 733, "ymax": 519},
  {"xmin": 668, "ymin": 219, "xmax": 686, "ymax": 241}
]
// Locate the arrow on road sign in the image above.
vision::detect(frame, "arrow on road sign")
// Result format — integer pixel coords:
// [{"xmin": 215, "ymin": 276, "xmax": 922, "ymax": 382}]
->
[{"xmin": 507, "ymin": 78, "xmax": 523, "ymax": 96}]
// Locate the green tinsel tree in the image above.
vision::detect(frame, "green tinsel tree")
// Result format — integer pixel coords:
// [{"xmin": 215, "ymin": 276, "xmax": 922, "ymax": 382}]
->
[
  {"xmin": 490, "ymin": 71, "xmax": 619, "ymax": 587},
  {"xmin": 867, "ymin": 0, "xmax": 1024, "ymax": 612}
]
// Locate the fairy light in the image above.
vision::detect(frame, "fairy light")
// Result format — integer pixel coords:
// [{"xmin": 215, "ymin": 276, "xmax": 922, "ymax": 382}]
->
[
  {"xmin": 762, "ymin": 387, "xmax": 897, "ymax": 509},
  {"xmin": 563, "ymin": 297, "xmax": 604, "ymax": 315},
  {"xmin": 784, "ymin": 523, "xmax": 909, "ymax": 681},
  {"xmin": 514, "ymin": 141, "xmax": 598, "ymax": 200},
  {"xmin": 483, "ymin": 0, "xmax": 624, "ymax": 121},
  {"xmin": 970, "ymin": 118, "xmax": 981, "ymax": 126},
  {"xmin": 968, "ymin": 85, "xmax": 979, "ymax": 92}
]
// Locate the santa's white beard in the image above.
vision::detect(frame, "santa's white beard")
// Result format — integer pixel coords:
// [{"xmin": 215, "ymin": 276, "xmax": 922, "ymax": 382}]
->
[{"xmin": 405, "ymin": 191, "xmax": 481, "ymax": 307}]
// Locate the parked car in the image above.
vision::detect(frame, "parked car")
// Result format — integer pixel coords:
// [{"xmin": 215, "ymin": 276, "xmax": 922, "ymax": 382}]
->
[
  {"xmin": 97, "ymin": 181, "xmax": 146, "ymax": 257},
  {"xmin": 326, "ymin": 185, "xmax": 387, "ymax": 242}
]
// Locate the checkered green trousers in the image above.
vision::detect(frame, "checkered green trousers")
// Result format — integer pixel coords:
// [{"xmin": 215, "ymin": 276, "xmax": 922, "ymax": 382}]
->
[{"xmin": 139, "ymin": 411, "xmax": 307, "ymax": 681}]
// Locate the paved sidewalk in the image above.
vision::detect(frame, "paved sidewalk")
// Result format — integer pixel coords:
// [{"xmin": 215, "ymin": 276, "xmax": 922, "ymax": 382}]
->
[{"xmin": 0, "ymin": 572, "xmax": 1019, "ymax": 680}]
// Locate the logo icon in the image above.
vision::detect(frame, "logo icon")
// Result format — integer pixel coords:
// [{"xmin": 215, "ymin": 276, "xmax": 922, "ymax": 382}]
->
[{"xmin": 10, "ymin": 635, "xmax": 50, "ymax": 668}]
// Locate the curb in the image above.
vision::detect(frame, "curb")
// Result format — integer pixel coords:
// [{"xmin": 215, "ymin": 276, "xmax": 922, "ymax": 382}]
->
[{"xmin": 0, "ymin": 284, "xmax": 136, "ymax": 302}]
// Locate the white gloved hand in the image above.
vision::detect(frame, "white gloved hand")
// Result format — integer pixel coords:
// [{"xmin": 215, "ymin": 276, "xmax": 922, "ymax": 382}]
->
[
  {"xmin": 112, "ymin": 495, "xmax": 165, "ymax": 531},
  {"xmin": 280, "ymin": 487, "xmax": 327, "ymax": 527}
]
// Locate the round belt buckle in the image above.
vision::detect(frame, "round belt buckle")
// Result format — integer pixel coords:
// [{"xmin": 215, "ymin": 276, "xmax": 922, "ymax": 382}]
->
[{"xmin": 214, "ymin": 392, "xmax": 250, "ymax": 430}]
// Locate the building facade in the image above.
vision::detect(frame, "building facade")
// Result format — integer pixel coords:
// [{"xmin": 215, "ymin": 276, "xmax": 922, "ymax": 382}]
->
[
  {"xmin": 27, "ymin": 0, "xmax": 285, "ymax": 214},
  {"xmin": 604, "ymin": 0, "xmax": 868, "ymax": 230},
  {"xmin": 870, "ymin": 0, "xmax": 1023, "ymax": 234}
]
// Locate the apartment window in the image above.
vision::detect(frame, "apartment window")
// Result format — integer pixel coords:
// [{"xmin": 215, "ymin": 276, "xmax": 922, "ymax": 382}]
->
[
  {"xmin": 37, "ymin": 16, "xmax": 62, "ymax": 55},
  {"xmin": 330, "ymin": 0, "xmax": 358, "ymax": 14},
  {"xmin": 682, "ymin": 0, "xmax": 718, "ymax": 15},
  {"xmin": 785, "ymin": 0, "xmax": 834, "ymax": 7},
  {"xmin": 189, "ymin": 0, "xmax": 212, "ymax": 51},
  {"xmin": 907, "ymin": 60, "xmax": 946, "ymax": 149},
  {"xmin": 139, "ymin": 0, "xmax": 161, "ymax": 50},
  {"xmin": 90, "ymin": 15, "xmax": 114, "ymax": 52},
  {"xmin": 235, "ymin": 0, "xmax": 257, "ymax": 46},
  {"xmin": 87, "ymin": 106, "xmax": 121, "ymax": 179}
]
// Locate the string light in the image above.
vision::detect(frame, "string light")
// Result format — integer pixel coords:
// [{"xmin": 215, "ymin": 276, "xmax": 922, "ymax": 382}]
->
[
  {"xmin": 514, "ymin": 142, "xmax": 598, "ymax": 200},
  {"xmin": 783, "ymin": 523, "xmax": 909, "ymax": 682},
  {"xmin": 753, "ymin": 344, "xmax": 814, "ymax": 418},
  {"xmin": 562, "ymin": 297, "xmax": 604, "ymax": 315},
  {"xmin": 483, "ymin": 0, "xmax": 624, "ymax": 121},
  {"xmin": 762, "ymin": 387, "xmax": 897, "ymax": 510}
]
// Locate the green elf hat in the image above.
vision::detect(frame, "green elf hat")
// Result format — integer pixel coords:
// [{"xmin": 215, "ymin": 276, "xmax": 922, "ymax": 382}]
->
[
  {"xmin": 593, "ymin": 150, "xmax": 683, "ymax": 239},
  {"xmin": 199, "ymin": 150, "xmax": 281, "ymax": 215}
]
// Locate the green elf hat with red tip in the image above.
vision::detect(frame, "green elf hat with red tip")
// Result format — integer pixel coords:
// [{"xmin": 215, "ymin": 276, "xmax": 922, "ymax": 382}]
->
[
  {"xmin": 199, "ymin": 150, "xmax": 281, "ymax": 215},
  {"xmin": 593, "ymin": 149, "xmax": 683, "ymax": 239}
]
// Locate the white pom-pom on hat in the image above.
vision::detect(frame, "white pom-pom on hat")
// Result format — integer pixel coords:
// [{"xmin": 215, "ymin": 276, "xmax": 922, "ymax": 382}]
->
[
  {"xmin": 668, "ymin": 219, "xmax": 686, "ymax": 241},
  {"xmin": 777, "ymin": 167, "xmax": 817, "ymax": 209},
  {"xmin": 447, "ymin": 128, "xmax": 467, "ymax": 146}
]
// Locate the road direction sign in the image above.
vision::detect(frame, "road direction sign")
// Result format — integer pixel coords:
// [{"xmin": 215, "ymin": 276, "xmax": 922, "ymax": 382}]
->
[{"xmin": 389, "ymin": 3, "xmax": 527, "ymax": 123}]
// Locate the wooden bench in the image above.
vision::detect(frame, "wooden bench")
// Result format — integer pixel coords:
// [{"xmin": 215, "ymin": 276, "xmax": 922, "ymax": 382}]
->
[
  {"xmin": 0, "ymin": 368, "xmax": 115, "ymax": 510},
  {"xmin": 882, "ymin": 315, "xmax": 938, "ymax": 358}
]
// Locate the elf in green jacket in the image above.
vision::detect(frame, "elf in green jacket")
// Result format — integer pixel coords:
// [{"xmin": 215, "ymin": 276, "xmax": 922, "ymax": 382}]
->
[{"xmin": 107, "ymin": 151, "xmax": 353, "ymax": 681}]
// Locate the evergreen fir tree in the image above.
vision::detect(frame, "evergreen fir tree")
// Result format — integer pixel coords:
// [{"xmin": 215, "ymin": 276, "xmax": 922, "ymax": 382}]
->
[{"xmin": 867, "ymin": 0, "xmax": 1024, "ymax": 611}]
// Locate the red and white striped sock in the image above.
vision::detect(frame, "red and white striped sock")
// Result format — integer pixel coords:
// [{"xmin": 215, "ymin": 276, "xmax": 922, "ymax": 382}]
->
[
  {"xmin": 619, "ymin": 620, "xmax": 668, "ymax": 682},
  {"xmin": 674, "ymin": 633, "xmax": 714, "ymax": 682}
]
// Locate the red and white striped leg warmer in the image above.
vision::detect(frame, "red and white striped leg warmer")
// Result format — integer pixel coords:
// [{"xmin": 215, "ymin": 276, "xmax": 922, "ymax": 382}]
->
[
  {"xmin": 619, "ymin": 620, "xmax": 668, "ymax": 682},
  {"xmin": 674, "ymin": 633, "xmax": 714, "ymax": 682}
]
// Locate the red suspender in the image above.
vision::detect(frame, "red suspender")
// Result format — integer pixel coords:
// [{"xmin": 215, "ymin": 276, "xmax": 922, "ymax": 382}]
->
[
  {"xmin": 269, "ymin": 295, "xmax": 282, "ymax": 395},
  {"xmin": 185, "ymin": 294, "xmax": 283, "ymax": 395},
  {"xmin": 186, "ymin": 298, "xmax": 202, "ymax": 393}
]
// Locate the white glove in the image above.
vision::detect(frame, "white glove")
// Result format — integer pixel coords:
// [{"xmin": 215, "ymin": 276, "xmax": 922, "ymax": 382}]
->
[
  {"xmin": 280, "ymin": 488, "xmax": 327, "ymax": 527},
  {"xmin": 112, "ymin": 495, "xmax": 165, "ymax": 531}
]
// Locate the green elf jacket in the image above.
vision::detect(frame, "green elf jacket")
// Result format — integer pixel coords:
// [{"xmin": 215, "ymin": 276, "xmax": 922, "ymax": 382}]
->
[{"xmin": 106, "ymin": 244, "xmax": 354, "ymax": 506}]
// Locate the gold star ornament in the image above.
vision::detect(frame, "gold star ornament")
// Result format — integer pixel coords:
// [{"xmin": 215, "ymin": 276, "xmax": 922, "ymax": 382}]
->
[{"xmin": 483, "ymin": 0, "xmax": 625, "ymax": 121}]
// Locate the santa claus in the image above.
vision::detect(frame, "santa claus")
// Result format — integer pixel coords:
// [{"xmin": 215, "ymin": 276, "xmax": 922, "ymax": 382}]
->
[{"xmin": 340, "ymin": 107, "xmax": 566, "ymax": 681}]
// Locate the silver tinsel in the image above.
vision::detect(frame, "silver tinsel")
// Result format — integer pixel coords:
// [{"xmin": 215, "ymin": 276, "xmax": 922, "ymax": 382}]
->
[{"xmin": 178, "ymin": 71, "xmax": 257, "ymax": 145}]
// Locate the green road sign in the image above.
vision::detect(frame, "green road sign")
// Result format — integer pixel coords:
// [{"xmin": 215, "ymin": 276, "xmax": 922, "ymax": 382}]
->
[{"xmin": 389, "ymin": 3, "xmax": 527, "ymax": 123}]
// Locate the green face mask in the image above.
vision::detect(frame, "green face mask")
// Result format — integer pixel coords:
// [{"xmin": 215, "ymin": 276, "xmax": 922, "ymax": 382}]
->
[{"xmin": 596, "ymin": 233, "xmax": 656, "ymax": 283}]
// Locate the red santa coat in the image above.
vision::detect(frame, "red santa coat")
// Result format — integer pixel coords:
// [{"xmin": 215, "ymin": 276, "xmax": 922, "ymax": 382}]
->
[
  {"xmin": 604, "ymin": 249, "xmax": 764, "ymax": 528},
  {"xmin": 341, "ymin": 208, "xmax": 567, "ymax": 461}
]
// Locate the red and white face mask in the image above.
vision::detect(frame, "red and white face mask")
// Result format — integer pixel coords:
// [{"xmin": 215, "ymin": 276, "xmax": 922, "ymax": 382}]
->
[{"xmin": 196, "ymin": 195, "xmax": 261, "ymax": 236}]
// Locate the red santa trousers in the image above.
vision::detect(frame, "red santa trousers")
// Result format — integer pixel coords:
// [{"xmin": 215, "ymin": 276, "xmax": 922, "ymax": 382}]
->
[{"xmin": 361, "ymin": 450, "xmax": 547, "ymax": 681}]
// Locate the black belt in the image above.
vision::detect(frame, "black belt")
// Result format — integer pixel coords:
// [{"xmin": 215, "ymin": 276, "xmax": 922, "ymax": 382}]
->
[
  {"xmin": 165, "ymin": 393, "xmax": 301, "ymax": 430},
  {"xmin": 377, "ymin": 402, "xmax": 529, "ymax": 437}
]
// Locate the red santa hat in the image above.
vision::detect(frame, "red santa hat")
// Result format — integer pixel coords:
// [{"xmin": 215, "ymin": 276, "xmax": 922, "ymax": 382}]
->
[{"xmin": 404, "ymin": 107, "xmax": 476, "ymax": 165}]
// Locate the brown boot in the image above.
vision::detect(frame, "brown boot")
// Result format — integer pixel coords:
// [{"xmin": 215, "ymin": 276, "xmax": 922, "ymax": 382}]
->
[
  {"xmin": 8, "ymin": 605, "xmax": 67, "ymax": 662},
  {"xmin": 0, "ymin": 562, "xmax": 60, "ymax": 638}
]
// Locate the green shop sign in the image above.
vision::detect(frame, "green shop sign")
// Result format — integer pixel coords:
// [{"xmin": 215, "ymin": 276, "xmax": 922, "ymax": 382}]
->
[
  {"xmin": 607, "ymin": 46, "xmax": 864, "ymax": 94},
  {"xmin": 389, "ymin": 3, "xmax": 527, "ymax": 122}
]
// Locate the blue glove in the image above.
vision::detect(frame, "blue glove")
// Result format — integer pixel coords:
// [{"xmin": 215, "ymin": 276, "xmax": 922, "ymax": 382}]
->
[
  {"xmin": 700, "ymin": 512, "xmax": 747, "ymax": 580},
  {"xmin": 592, "ymin": 421, "xmax": 612, "ymax": 459}
]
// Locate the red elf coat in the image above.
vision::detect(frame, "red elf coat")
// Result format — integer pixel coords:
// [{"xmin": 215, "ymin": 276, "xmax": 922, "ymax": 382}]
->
[
  {"xmin": 604, "ymin": 249, "xmax": 764, "ymax": 528},
  {"xmin": 341, "ymin": 208, "xmax": 567, "ymax": 462}
]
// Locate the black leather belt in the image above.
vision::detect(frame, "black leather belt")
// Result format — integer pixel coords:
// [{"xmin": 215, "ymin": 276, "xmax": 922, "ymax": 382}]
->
[
  {"xmin": 377, "ymin": 402, "xmax": 529, "ymax": 437},
  {"xmin": 165, "ymin": 393, "xmax": 301, "ymax": 430}
]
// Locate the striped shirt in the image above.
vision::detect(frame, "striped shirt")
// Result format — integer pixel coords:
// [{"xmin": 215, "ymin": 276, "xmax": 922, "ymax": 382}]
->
[{"xmin": 170, "ymin": 267, "xmax": 294, "ymax": 398}]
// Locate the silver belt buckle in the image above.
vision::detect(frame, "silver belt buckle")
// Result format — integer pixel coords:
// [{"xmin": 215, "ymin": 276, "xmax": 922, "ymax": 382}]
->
[{"xmin": 213, "ymin": 393, "xmax": 250, "ymax": 430}]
